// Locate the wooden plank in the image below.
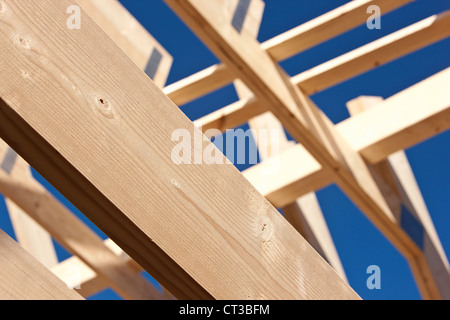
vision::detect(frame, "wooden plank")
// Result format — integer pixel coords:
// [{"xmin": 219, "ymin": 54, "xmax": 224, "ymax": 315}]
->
[
  {"xmin": 195, "ymin": 96, "xmax": 265, "ymax": 136},
  {"xmin": 193, "ymin": 12, "xmax": 450, "ymax": 131},
  {"xmin": 0, "ymin": 228, "xmax": 83, "ymax": 300},
  {"xmin": 338, "ymin": 67, "xmax": 450, "ymax": 164},
  {"xmin": 164, "ymin": 0, "xmax": 425, "ymax": 270},
  {"xmin": 164, "ymin": 0, "xmax": 412, "ymax": 106},
  {"xmin": 163, "ymin": 0, "xmax": 263, "ymax": 105},
  {"xmin": 0, "ymin": 169, "xmax": 168, "ymax": 300},
  {"xmin": 77, "ymin": 0, "xmax": 172, "ymax": 87},
  {"xmin": 234, "ymin": 4, "xmax": 347, "ymax": 282},
  {"xmin": 261, "ymin": 0, "xmax": 413, "ymax": 61},
  {"xmin": 0, "ymin": 142, "xmax": 58, "ymax": 268},
  {"xmin": 0, "ymin": 0, "xmax": 358, "ymax": 300},
  {"xmin": 244, "ymin": 68, "xmax": 450, "ymax": 206},
  {"xmin": 293, "ymin": 11, "xmax": 450, "ymax": 95},
  {"xmin": 243, "ymin": 144, "xmax": 332, "ymax": 207},
  {"xmin": 249, "ymin": 113, "xmax": 347, "ymax": 281},
  {"xmin": 0, "ymin": 0, "xmax": 174, "ymax": 298},
  {"xmin": 164, "ymin": 63, "xmax": 234, "ymax": 106},
  {"xmin": 165, "ymin": 2, "xmax": 450, "ymax": 298},
  {"xmin": 348, "ymin": 96, "xmax": 450, "ymax": 299},
  {"xmin": 51, "ymin": 239, "xmax": 143, "ymax": 297}
]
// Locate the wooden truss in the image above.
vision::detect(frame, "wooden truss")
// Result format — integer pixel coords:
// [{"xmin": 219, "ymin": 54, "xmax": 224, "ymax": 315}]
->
[{"xmin": 0, "ymin": 0, "xmax": 448, "ymax": 300}]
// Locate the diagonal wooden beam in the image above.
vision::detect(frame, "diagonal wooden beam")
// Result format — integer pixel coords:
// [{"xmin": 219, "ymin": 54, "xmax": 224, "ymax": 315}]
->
[
  {"xmin": 347, "ymin": 96, "xmax": 450, "ymax": 299},
  {"xmin": 76, "ymin": 0, "xmax": 173, "ymax": 88},
  {"xmin": 164, "ymin": 0, "xmax": 412, "ymax": 106},
  {"xmin": 249, "ymin": 113, "xmax": 348, "ymax": 281},
  {"xmin": 0, "ymin": 228, "xmax": 83, "ymax": 300},
  {"xmin": 0, "ymin": 0, "xmax": 358, "ymax": 300},
  {"xmin": 232, "ymin": 0, "xmax": 347, "ymax": 281},
  {"xmin": 165, "ymin": 0, "xmax": 443, "ymax": 299},
  {"xmin": 0, "ymin": 144, "xmax": 58, "ymax": 268},
  {"xmin": 50, "ymin": 239, "xmax": 143, "ymax": 298},
  {"xmin": 243, "ymin": 67, "xmax": 450, "ymax": 207},
  {"xmin": 193, "ymin": 11, "xmax": 450, "ymax": 131},
  {"xmin": 0, "ymin": 169, "xmax": 168, "ymax": 300},
  {"xmin": 261, "ymin": 0, "xmax": 413, "ymax": 61}
]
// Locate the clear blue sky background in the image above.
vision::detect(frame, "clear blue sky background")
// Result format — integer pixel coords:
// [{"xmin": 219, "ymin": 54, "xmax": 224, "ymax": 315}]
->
[{"xmin": 0, "ymin": 0, "xmax": 449, "ymax": 300}]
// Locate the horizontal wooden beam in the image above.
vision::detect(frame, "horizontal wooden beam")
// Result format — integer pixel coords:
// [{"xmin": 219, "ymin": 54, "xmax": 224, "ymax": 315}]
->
[
  {"xmin": 261, "ymin": 0, "xmax": 413, "ymax": 61},
  {"xmin": 0, "ymin": 228, "xmax": 83, "ymax": 300},
  {"xmin": 51, "ymin": 239, "xmax": 144, "ymax": 297},
  {"xmin": 164, "ymin": 63, "xmax": 234, "ymax": 106},
  {"xmin": 293, "ymin": 11, "xmax": 450, "ymax": 95},
  {"xmin": 243, "ymin": 144, "xmax": 332, "ymax": 208},
  {"xmin": 0, "ymin": 0, "xmax": 358, "ymax": 300},
  {"xmin": 338, "ymin": 67, "xmax": 450, "ymax": 164},
  {"xmin": 244, "ymin": 67, "xmax": 450, "ymax": 207}
]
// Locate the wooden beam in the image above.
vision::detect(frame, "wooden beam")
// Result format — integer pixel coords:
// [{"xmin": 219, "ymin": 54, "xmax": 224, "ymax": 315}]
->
[
  {"xmin": 0, "ymin": 143, "xmax": 58, "ymax": 268},
  {"xmin": 194, "ymin": 96, "xmax": 264, "ymax": 136},
  {"xmin": 51, "ymin": 239, "xmax": 143, "ymax": 297},
  {"xmin": 233, "ymin": 3, "xmax": 347, "ymax": 282},
  {"xmin": 194, "ymin": 12, "xmax": 450, "ymax": 131},
  {"xmin": 348, "ymin": 96, "xmax": 450, "ymax": 299},
  {"xmin": 0, "ymin": 0, "xmax": 358, "ymax": 300},
  {"xmin": 164, "ymin": 2, "xmax": 450, "ymax": 299},
  {"xmin": 76, "ymin": 0, "xmax": 172, "ymax": 87},
  {"xmin": 338, "ymin": 67, "xmax": 450, "ymax": 164},
  {"xmin": 293, "ymin": 11, "xmax": 450, "ymax": 95},
  {"xmin": 164, "ymin": 63, "xmax": 234, "ymax": 106},
  {"xmin": 249, "ymin": 113, "xmax": 347, "ymax": 281},
  {"xmin": 243, "ymin": 143, "xmax": 332, "ymax": 207},
  {"xmin": 0, "ymin": 0, "xmax": 173, "ymax": 298},
  {"xmin": 163, "ymin": 0, "xmax": 265, "ymax": 106},
  {"xmin": 0, "ymin": 169, "xmax": 168, "ymax": 300},
  {"xmin": 0, "ymin": 228, "xmax": 83, "ymax": 300},
  {"xmin": 244, "ymin": 67, "xmax": 450, "ymax": 206},
  {"xmin": 164, "ymin": 0, "xmax": 412, "ymax": 106},
  {"xmin": 261, "ymin": 0, "xmax": 413, "ymax": 61},
  {"xmin": 0, "ymin": 0, "xmax": 175, "ymax": 299},
  {"xmin": 165, "ymin": 0, "xmax": 425, "ymax": 265}
]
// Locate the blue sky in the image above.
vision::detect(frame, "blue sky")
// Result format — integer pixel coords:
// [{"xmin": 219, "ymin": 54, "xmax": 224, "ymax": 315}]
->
[{"xmin": 0, "ymin": 0, "xmax": 449, "ymax": 300}]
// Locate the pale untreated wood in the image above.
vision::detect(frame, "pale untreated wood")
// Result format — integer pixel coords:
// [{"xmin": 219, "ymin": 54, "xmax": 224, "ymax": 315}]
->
[
  {"xmin": 244, "ymin": 68, "xmax": 450, "ymax": 206},
  {"xmin": 293, "ymin": 11, "xmax": 450, "ymax": 95},
  {"xmin": 261, "ymin": 0, "xmax": 413, "ymax": 61},
  {"xmin": 0, "ymin": 143, "xmax": 58, "ymax": 268},
  {"xmin": 192, "ymin": 12, "xmax": 450, "ymax": 132},
  {"xmin": 0, "ymin": 170, "xmax": 167, "ymax": 300},
  {"xmin": 51, "ymin": 239, "xmax": 143, "ymax": 297},
  {"xmin": 0, "ymin": 0, "xmax": 358, "ymax": 300},
  {"xmin": 164, "ymin": 0, "xmax": 424, "ymax": 272},
  {"xmin": 248, "ymin": 113, "xmax": 347, "ymax": 281},
  {"xmin": 348, "ymin": 96, "xmax": 450, "ymax": 299},
  {"xmin": 164, "ymin": 0, "xmax": 412, "ymax": 106},
  {"xmin": 76, "ymin": 0, "xmax": 172, "ymax": 87},
  {"xmin": 234, "ymin": 2, "xmax": 347, "ymax": 281},
  {"xmin": 338, "ymin": 67, "xmax": 450, "ymax": 164},
  {"xmin": 164, "ymin": 63, "xmax": 235, "ymax": 106},
  {"xmin": 0, "ymin": 228, "xmax": 83, "ymax": 300}
]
